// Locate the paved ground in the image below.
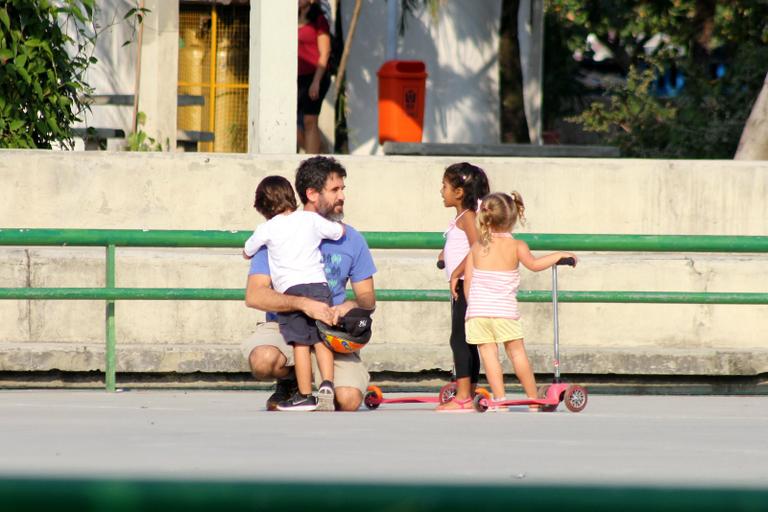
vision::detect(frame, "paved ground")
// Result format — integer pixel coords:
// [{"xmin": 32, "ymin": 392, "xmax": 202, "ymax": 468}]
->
[{"xmin": 1, "ymin": 390, "xmax": 768, "ymax": 488}]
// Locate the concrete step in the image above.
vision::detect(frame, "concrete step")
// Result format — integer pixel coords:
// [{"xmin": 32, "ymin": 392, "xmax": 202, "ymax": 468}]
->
[{"xmin": 1, "ymin": 342, "xmax": 767, "ymax": 377}]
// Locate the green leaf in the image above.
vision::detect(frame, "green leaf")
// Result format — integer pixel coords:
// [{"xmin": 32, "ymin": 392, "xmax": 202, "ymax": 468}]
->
[
  {"xmin": 13, "ymin": 54, "xmax": 26, "ymax": 68},
  {"xmin": 81, "ymin": 0, "xmax": 95, "ymax": 18},
  {"xmin": 0, "ymin": 48, "xmax": 12, "ymax": 62},
  {"xmin": 9, "ymin": 119, "xmax": 24, "ymax": 131},
  {"xmin": 15, "ymin": 65, "xmax": 31, "ymax": 84},
  {"xmin": 0, "ymin": 8, "xmax": 10, "ymax": 30},
  {"xmin": 45, "ymin": 114, "xmax": 60, "ymax": 133}
]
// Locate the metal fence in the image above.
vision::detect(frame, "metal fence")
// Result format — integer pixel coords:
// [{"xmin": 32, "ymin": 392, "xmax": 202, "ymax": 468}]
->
[{"xmin": 2, "ymin": 228, "xmax": 767, "ymax": 391}]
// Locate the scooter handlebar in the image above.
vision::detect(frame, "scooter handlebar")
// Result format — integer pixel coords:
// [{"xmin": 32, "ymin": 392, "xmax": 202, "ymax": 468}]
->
[
  {"xmin": 436, "ymin": 260, "xmax": 445, "ymax": 270},
  {"xmin": 556, "ymin": 257, "xmax": 576, "ymax": 267}
]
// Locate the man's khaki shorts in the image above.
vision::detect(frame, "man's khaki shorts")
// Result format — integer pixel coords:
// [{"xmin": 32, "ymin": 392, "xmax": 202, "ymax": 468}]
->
[{"xmin": 241, "ymin": 322, "xmax": 370, "ymax": 394}]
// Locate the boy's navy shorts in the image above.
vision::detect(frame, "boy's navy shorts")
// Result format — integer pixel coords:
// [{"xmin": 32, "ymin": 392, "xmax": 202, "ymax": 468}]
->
[{"xmin": 277, "ymin": 282, "xmax": 332, "ymax": 346}]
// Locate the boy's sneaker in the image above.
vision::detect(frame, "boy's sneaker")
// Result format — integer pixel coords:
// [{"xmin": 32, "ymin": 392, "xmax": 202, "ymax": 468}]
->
[
  {"xmin": 276, "ymin": 392, "xmax": 318, "ymax": 412},
  {"xmin": 266, "ymin": 377, "xmax": 298, "ymax": 411},
  {"xmin": 316, "ymin": 380, "xmax": 336, "ymax": 412}
]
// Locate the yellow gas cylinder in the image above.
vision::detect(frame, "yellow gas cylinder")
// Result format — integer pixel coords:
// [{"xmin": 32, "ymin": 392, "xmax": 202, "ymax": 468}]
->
[
  {"xmin": 177, "ymin": 26, "xmax": 207, "ymax": 139},
  {"xmin": 213, "ymin": 33, "xmax": 249, "ymax": 153}
]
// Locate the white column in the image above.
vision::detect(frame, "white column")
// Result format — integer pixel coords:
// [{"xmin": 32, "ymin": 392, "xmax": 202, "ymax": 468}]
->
[
  {"xmin": 138, "ymin": 0, "xmax": 179, "ymax": 150},
  {"xmin": 248, "ymin": 1, "xmax": 296, "ymax": 154}
]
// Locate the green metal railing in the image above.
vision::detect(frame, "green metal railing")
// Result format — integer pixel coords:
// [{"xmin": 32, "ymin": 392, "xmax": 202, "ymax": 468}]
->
[{"xmin": 1, "ymin": 228, "xmax": 767, "ymax": 391}]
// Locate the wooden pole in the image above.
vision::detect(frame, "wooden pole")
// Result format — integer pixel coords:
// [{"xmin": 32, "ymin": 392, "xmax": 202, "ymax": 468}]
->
[{"xmin": 335, "ymin": 0, "xmax": 362, "ymax": 97}]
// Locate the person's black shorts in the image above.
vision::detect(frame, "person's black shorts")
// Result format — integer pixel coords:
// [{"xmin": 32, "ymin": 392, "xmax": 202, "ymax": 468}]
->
[
  {"xmin": 277, "ymin": 282, "xmax": 332, "ymax": 346},
  {"xmin": 297, "ymin": 72, "xmax": 331, "ymax": 117}
]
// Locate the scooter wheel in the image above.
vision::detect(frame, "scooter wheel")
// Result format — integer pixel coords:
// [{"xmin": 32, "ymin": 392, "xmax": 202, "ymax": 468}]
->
[
  {"xmin": 474, "ymin": 387, "xmax": 492, "ymax": 401},
  {"xmin": 564, "ymin": 384, "xmax": 588, "ymax": 413},
  {"xmin": 536, "ymin": 385, "xmax": 558, "ymax": 412},
  {"xmin": 472, "ymin": 393, "xmax": 489, "ymax": 413},
  {"xmin": 438, "ymin": 382, "xmax": 457, "ymax": 404},
  {"xmin": 364, "ymin": 385, "xmax": 383, "ymax": 410}
]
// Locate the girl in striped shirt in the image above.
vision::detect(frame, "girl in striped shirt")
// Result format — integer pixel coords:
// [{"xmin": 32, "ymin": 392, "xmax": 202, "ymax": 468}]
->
[{"xmin": 464, "ymin": 192, "xmax": 576, "ymax": 411}]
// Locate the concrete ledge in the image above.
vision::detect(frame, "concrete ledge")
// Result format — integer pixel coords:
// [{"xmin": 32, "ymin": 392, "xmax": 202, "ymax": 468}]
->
[
  {"xmin": 382, "ymin": 142, "xmax": 620, "ymax": 157},
  {"xmin": 1, "ymin": 343, "xmax": 767, "ymax": 377},
  {"xmin": 0, "ymin": 343, "xmax": 248, "ymax": 373}
]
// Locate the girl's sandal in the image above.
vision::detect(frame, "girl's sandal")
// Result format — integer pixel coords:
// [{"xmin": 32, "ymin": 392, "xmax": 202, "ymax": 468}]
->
[{"xmin": 435, "ymin": 397, "xmax": 474, "ymax": 413}]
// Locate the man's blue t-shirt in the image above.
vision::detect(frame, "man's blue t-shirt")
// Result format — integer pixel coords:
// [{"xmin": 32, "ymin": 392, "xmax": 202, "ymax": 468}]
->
[{"xmin": 248, "ymin": 224, "xmax": 376, "ymax": 318}]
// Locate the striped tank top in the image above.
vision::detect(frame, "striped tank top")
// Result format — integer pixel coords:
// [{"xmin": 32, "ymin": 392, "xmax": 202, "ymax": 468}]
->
[
  {"xmin": 465, "ymin": 267, "xmax": 521, "ymax": 320},
  {"xmin": 443, "ymin": 210, "xmax": 470, "ymax": 281}
]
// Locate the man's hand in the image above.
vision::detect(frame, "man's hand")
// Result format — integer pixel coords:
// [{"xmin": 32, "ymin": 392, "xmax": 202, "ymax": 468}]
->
[
  {"xmin": 298, "ymin": 296, "xmax": 335, "ymax": 325},
  {"xmin": 246, "ymin": 274, "xmax": 332, "ymax": 324},
  {"xmin": 329, "ymin": 278, "xmax": 376, "ymax": 326},
  {"xmin": 330, "ymin": 301, "xmax": 356, "ymax": 324}
]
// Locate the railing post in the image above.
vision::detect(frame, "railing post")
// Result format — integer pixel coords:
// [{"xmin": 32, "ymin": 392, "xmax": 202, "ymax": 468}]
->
[{"xmin": 105, "ymin": 244, "xmax": 116, "ymax": 392}]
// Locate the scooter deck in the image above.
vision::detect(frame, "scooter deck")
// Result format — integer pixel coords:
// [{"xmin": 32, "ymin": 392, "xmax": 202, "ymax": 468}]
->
[
  {"xmin": 364, "ymin": 384, "xmax": 492, "ymax": 410},
  {"xmin": 378, "ymin": 396, "xmax": 442, "ymax": 405},
  {"xmin": 473, "ymin": 383, "xmax": 588, "ymax": 413}
]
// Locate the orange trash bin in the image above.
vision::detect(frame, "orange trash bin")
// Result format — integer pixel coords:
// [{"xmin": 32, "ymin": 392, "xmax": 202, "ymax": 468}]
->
[{"xmin": 377, "ymin": 60, "xmax": 428, "ymax": 144}]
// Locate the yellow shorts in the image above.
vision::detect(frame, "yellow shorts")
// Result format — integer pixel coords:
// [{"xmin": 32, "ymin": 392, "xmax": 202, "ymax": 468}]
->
[{"xmin": 465, "ymin": 317, "xmax": 524, "ymax": 344}]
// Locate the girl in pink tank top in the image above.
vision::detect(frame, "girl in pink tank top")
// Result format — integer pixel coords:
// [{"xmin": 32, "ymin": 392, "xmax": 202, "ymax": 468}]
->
[
  {"xmin": 435, "ymin": 163, "xmax": 490, "ymax": 413},
  {"xmin": 464, "ymin": 192, "xmax": 577, "ymax": 411}
]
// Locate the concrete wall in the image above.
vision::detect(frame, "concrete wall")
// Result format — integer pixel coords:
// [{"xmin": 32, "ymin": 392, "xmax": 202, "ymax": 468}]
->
[{"xmin": 1, "ymin": 150, "xmax": 767, "ymax": 377}]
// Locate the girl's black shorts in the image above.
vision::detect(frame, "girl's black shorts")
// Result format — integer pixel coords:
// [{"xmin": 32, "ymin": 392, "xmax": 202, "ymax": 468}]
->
[{"xmin": 297, "ymin": 71, "xmax": 331, "ymax": 116}]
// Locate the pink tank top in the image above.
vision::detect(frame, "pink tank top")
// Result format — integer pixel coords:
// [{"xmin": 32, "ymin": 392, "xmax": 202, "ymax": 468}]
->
[
  {"xmin": 465, "ymin": 268, "xmax": 521, "ymax": 320},
  {"xmin": 443, "ymin": 210, "xmax": 470, "ymax": 281}
]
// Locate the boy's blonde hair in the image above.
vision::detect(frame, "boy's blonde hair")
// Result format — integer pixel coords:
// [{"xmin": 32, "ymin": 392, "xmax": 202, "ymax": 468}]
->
[{"xmin": 477, "ymin": 191, "xmax": 526, "ymax": 245}]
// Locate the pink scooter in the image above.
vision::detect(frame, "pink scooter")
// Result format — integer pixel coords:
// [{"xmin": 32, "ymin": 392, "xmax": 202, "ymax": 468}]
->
[
  {"xmin": 364, "ymin": 382, "xmax": 491, "ymax": 410},
  {"xmin": 473, "ymin": 257, "xmax": 588, "ymax": 413}
]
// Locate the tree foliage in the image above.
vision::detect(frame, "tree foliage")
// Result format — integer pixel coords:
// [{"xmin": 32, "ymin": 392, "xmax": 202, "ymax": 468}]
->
[
  {"xmin": 547, "ymin": 0, "xmax": 768, "ymax": 158},
  {"xmin": 0, "ymin": 0, "xmax": 97, "ymax": 149}
]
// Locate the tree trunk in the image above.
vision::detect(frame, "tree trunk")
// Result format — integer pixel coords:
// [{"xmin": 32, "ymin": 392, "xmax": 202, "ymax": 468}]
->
[
  {"xmin": 735, "ymin": 72, "xmax": 768, "ymax": 160},
  {"xmin": 499, "ymin": 0, "xmax": 529, "ymax": 143}
]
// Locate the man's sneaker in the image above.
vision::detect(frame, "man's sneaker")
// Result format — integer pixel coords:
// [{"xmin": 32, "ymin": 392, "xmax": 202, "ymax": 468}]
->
[
  {"xmin": 276, "ymin": 392, "xmax": 318, "ymax": 412},
  {"xmin": 316, "ymin": 380, "xmax": 336, "ymax": 412},
  {"xmin": 266, "ymin": 377, "xmax": 298, "ymax": 411}
]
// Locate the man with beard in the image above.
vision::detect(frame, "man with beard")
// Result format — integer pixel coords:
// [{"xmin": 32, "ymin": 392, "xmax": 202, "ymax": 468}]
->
[{"xmin": 242, "ymin": 156, "xmax": 377, "ymax": 411}]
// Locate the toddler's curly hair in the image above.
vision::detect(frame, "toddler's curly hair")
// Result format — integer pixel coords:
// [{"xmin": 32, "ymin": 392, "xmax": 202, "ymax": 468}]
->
[{"xmin": 254, "ymin": 175, "xmax": 298, "ymax": 219}]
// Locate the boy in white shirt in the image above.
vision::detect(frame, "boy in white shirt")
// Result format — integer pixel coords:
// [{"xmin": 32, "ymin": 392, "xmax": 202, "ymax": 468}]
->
[{"xmin": 244, "ymin": 175, "xmax": 344, "ymax": 411}]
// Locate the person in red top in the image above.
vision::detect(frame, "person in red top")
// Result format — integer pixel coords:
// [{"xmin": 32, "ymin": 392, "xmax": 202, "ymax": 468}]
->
[{"xmin": 298, "ymin": 0, "xmax": 331, "ymax": 154}]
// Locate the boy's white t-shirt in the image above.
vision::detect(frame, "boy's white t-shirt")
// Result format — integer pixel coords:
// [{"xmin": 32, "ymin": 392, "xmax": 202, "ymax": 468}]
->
[{"xmin": 243, "ymin": 210, "xmax": 344, "ymax": 293}]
